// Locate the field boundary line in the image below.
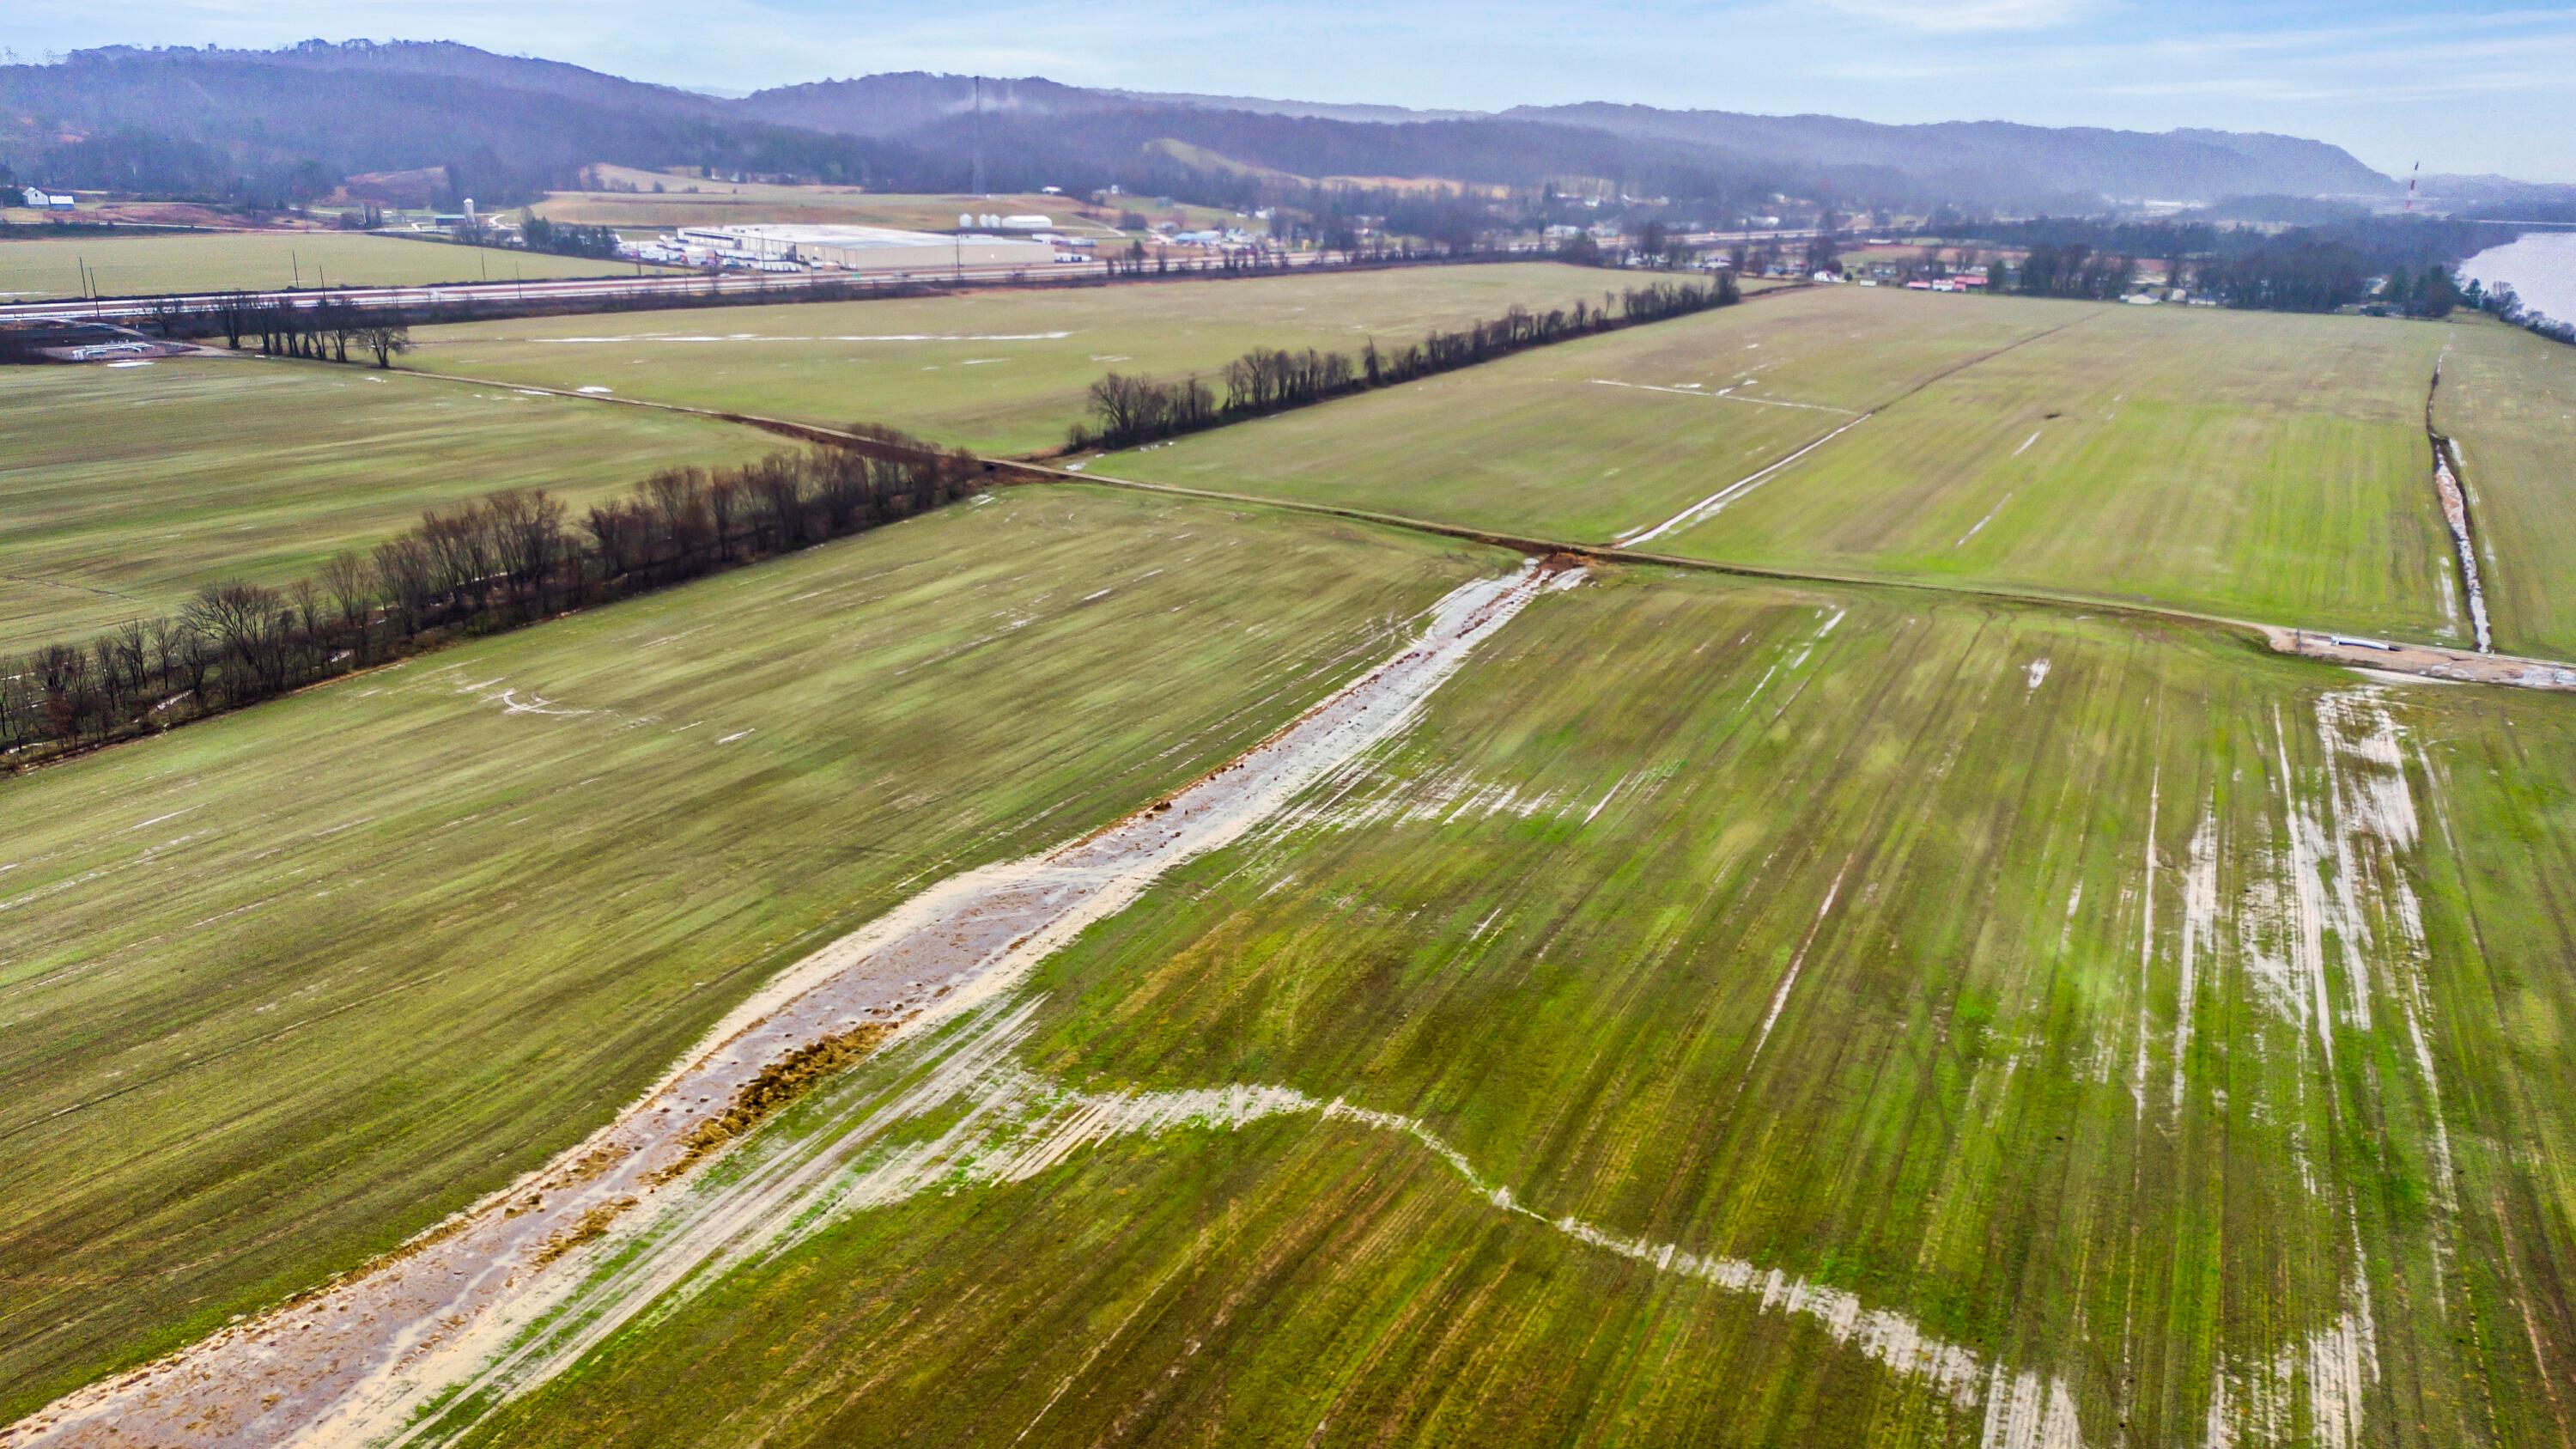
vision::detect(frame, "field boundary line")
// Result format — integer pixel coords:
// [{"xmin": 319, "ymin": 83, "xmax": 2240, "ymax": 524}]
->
[{"xmin": 1035, "ymin": 464, "xmax": 2576, "ymax": 694}]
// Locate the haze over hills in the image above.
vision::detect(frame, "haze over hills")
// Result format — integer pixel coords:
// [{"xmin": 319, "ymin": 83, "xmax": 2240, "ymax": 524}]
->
[
  {"xmin": 0, "ymin": 39, "xmax": 2416, "ymax": 212},
  {"xmin": 1501, "ymin": 104, "xmax": 2397, "ymax": 202}
]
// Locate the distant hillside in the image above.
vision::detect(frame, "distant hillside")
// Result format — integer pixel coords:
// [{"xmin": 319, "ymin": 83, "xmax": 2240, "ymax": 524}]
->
[
  {"xmin": 1501, "ymin": 104, "xmax": 2394, "ymax": 207},
  {"xmin": 96, "ymin": 38, "xmax": 729, "ymax": 117},
  {"xmin": 732, "ymin": 73, "xmax": 1122, "ymax": 138},
  {"xmin": 2418, "ymin": 174, "xmax": 2576, "ymax": 213},
  {"xmin": 0, "ymin": 43, "xmax": 916, "ymax": 203},
  {"xmin": 0, "ymin": 40, "xmax": 2415, "ymax": 214},
  {"xmin": 1109, "ymin": 90, "xmax": 1485, "ymax": 125}
]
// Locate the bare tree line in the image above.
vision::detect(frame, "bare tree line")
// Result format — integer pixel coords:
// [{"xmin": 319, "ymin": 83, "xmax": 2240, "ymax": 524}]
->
[
  {"xmin": 1068, "ymin": 276, "xmax": 1740, "ymax": 452},
  {"xmin": 183, "ymin": 292, "xmax": 416, "ymax": 366},
  {"xmin": 0, "ymin": 433, "xmax": 979, "ymax": 766}
]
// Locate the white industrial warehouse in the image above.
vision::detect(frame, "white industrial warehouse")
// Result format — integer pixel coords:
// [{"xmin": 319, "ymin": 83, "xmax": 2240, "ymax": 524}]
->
[{"xmin": 638, "ymin": 224, "xmax": 1060, "ymax": 273}]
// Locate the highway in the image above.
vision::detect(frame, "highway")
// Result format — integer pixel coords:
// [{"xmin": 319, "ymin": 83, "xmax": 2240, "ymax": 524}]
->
[
  {"xmin": 0, "ymin": 249, "xmax": 1400, "ymax": 325},
  {"xmin": 0, "ymin": 229, "xmax": 1822, "ymax": 326}
]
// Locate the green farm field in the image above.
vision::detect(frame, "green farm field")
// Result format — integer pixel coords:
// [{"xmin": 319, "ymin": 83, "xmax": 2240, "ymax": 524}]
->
[
  {"xmin": 1102, "ymin": 284, "xmax": 2085, "ymax": 540},
  {"xmin": 1662, "ymin": 302, "xmax": 2458, "ymax": 642},
  {"xmin": 0, "ymin": 231, "xmax": 676, "ymax": 300},
  {"xmin": 1106, "ymin": 288, "xmax": 2472, "ymax": 642},
  {"xmin": 399, "ymin": 262, "xmax": 1634, "ymax": 454},
  {"xmin": 451, "ymin": 563, "xmax": 2576, "ymax": 1447},
  {"xmin": 2433, "ymin": 314, "xmax": 2576, "ymax": 659},
  {"xmin": 0, "ymin": 359, "xmax": 776, "ymax": 652},
  {"xmin": 0, "ymin": 486, "xmax": 1499, "ymax": 1421}
]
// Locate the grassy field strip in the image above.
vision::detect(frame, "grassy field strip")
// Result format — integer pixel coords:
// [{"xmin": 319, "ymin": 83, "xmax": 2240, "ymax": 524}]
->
[
  {"xmin": 0, "ymin": 358, "xmax": 781, "ymax": 651},
  {"xmin": 0, "ymin": 232, "xmax": 677, "ymax": 300},
  {"xmin": 1098, "ymin": 288, "xmax": 2093, "ymax": 543},
  {"xmin": 400, "ymin": 264, "xmax": 1631, "ymax": 454},
  {"xmin": 1615, "ymin": 411, "xmax": 1876, "ymax": 546},
  {"xmin": 2429, "ymin": 316, "xmax": 2576, "ymax": 659},
  {"xmin": 0, "ymin": 487, "xmax": 1505, "ymax": 1424},
  {"xmin": 1666, "ymin": 304, "xmax": 2458, "ymax": 643},
  {"xmin": 1615, "ymin": 309, "xmax": 2101, "ymax": 546},
  {"xmin": 445, "ymin": 565, "xmax": 2576, "ymax": 1446}
]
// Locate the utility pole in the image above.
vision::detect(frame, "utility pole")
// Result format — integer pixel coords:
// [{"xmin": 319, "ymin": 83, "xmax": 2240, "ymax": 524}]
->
[{"xmin": 970, "ymin": 76, "xmax": 985, "ymax": 198}]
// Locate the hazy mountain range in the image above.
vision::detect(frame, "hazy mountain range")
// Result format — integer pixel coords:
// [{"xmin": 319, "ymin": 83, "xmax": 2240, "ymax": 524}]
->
[{"xmin": 0, "ymin": 40, "xmax": 2436, "ymax": 213}]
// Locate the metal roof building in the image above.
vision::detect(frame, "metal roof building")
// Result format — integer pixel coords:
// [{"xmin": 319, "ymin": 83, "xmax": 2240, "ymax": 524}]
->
[{"xmin": 671, "ymin": 224, "xmax": 1054, "ymax": 273}]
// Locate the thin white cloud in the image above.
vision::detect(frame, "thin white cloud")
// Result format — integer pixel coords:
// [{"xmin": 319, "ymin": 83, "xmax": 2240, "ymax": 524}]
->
[{"xmin": 1815, "ymin": 0, "xmax": 2096, "ymax": 33}]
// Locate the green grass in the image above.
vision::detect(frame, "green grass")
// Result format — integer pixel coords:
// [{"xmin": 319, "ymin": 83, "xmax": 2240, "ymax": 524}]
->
[
  {"xmin": 1103, "ymin": 285, "xmax": 2082, "ymax": 541},
  {"xmin": 0, "ymin": 231, "xmax": 677, "ymax": 300},
  {"xmin": 0, "ymin": 359, "xmax": 777, "ymax": 653},
  {"xmin": 2431, "ymin": 314, "xmax": 2576, "ymax": 659},
  {"xmin": 0, "ymin": 486, "xmax": 1503, "ymax": 1422},
  {"xmin": 460, "ymin": 563, "xmax": 2576, "ymax": 1447},
  {"xmin": 1663, "ymin": 303, "xmax": 2456, "ymax": 641},
  {"xmin": 400, "ymin": 263, "xmax": 1642, "ymax": 454}
]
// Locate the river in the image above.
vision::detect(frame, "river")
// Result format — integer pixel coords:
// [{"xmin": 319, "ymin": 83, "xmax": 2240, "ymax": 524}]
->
[{"xmin": 2457, "ymin": 230, "xmax": 2576, "ymax": 327}]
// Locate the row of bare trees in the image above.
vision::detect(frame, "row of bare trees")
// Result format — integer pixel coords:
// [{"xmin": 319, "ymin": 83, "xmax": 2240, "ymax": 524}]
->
[
  {"xmin": 1, "ymin": 435, "xmax": 980, "ymax": 764},
  {"xmin": 192, "ymin": 293, "xmax": 415, "ymax": 366},
  {"xmin": 1069, "ymin": 276, "xmax": 1739, "ymax": 451}
]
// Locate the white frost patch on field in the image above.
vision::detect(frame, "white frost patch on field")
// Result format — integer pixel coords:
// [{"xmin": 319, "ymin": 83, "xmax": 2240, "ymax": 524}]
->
[
  {"xmin": 1274, "ymin": 765, "xmax": 1571, "ymax": 836},
  {"xmin": 2431, "ymin": 441, "xmax": 2492, "ymax": 653},
  {"xmin": 452, "ymin": 675, "xmax": 600, "ymax": 719},
  {"xmin": 1745, "ymin": 852, "xmax": 1856, "ymax": 1075},
  {"xmin": 1583, "ymin": 770, "xmax": 1640, "ymax": 826},
  {"xmin": 572, "ymin": 1003, "xmax": 2072, "ymax": 1441},
  {"xmin": 1588, "ymin": 378, "xmax": 1862, "ymax": 415},
  {"xmin": 1958, "ymin": 494, "xmax": 2013, "ymax": 546},
  {"xmin": 2132, "ymin": 766, "xmax": 2160, "ymax": 1117},
  {"xmin": 2200, "ymin": 1271, "xmax": 2380, "ymax": 1449},
  {"xmin": 2269, "ymin": 711, "xmax": 2343, "ymax": 1071},
  {"xmin": 1981, "ymin": 1367, "xmax": 2086, "ymax": 1449},
  {"xmin": 2172, "ymin": 802, "xmax": 2220, "ymax": 1112},
  {"xmin": 1615, "ymin": 417, "xmax": 1872, "ymax": 547}
]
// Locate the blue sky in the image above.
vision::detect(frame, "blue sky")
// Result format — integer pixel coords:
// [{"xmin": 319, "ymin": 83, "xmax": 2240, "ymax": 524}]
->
[{"xmin": 10, "ymin": 0, "xmax": 2576, "ymax": 180}]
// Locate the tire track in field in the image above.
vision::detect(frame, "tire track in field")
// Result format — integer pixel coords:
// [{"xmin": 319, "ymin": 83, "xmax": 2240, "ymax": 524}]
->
[{"xmin": 0, "ymin": 571, "xmax": 149, "ymax": 604}]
